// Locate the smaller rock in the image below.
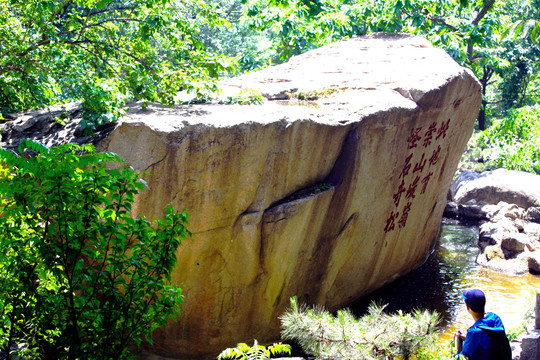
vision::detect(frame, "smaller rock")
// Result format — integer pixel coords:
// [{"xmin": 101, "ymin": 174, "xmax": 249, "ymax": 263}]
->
[
  {"xmin": 458, "ymin": 203, "xmax": 490, "ymax": 221},
  {"xmin": 484, "ymin": 245, "xmax": 505, "ymax": 261},
  {"xmin": 498, "ymin": 202, "xmax": 525, "ymax": 221},
  {"xmin": 477, "ymin": 253, "xmax": 529, "ymax": 275},
  {"xmin": 478, "ymin": 225, "xmax": 498, "ymax": 248},
  {"xmin": 515, "ymin": 219, "xmax": 525, "ymax": 232},
  {"xmin": 527, "ymin": 253, "xmax": 540, "ymax": 274},
  {"xmin": 500, "ymin": 233, "xmax": 529, "ymax": 252},
  {"xmin": 525, "ymin": 207, "xmax": 540, "ymax": 223},
  {"xmin": 479, "ymin": 218, "xmax": 519, "ymax": 236},
  {"xmin": 444, "ymin": 201, "xmax": 458, "ymax": 218},
  {"xmin": 524, "ymin": 222, "xmax": 540, "ymax": 239},
  {"xmin": 449, "ymin": 169, "xmax": 540, "ymax": 209},
  {"xmin": 520, "ymin": 329, "xmax": 540, "ymax": 360}
]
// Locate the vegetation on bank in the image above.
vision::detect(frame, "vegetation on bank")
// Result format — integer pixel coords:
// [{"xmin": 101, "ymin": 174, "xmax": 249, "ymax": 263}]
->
[
  {"xmin": 219, "ymin": 295, "xmax": 536, "ymax": 360},
  {"xmin": 459, "ymin": 104, "xmax": 540, "ymax": 175}
]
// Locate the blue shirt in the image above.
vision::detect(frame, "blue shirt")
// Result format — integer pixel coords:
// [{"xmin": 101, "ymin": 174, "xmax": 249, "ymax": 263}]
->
[{"xmin": 459, "ymin": 312, "xmax": 508, "ymax": 360}]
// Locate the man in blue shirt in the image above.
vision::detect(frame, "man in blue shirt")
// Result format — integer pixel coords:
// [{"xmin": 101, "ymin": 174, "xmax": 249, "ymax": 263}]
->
[{"xmin": 455, "ymin": 289, "xmax": 511, "ymax": 360}]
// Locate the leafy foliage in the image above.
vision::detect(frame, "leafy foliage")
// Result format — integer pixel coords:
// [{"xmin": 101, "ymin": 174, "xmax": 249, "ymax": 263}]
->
[
  {"xmin": 196, "ymin": 0, "xmax": 276, "ymax": 73},
  {"xmin": 217, "ymin": 340, "xmax": 291, "ymax": 360},
  {"xmin": 280, "ymin": 297, "xmax": 440, "ymax": 360},
  {"xmin": 477, "ymin": 104, "xmax": 540, "ymax": 174},
  {"xmin": 496, "ymin": 40, "xmax": 540, "ymax": 109},
  {"xmin": 494, "ymin": 0, "xmax": 540, "ymax": 111},
  {"xmin": 0, "ymin": 0, "xmax": 235, "ymax": 127},
  {"xmin": 240, "ymin": 0, "xmax": 499, "ymax": 67},
  {"xmin": 0, "ymin": 139, "xmax": 190, "ymax": 359}
]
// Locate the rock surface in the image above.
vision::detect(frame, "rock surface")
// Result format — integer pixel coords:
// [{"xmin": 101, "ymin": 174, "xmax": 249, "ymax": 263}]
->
[
  {"xmin": 447, "ymin": 170, "xmax": 540, "ymax": 275},
  {"xmin": 450, "ymin": 169, "xmax": 540, "ymax": 209},
  {"xmin": 1, "ymin": 34, "xmax": 482, "ymax": 359}
]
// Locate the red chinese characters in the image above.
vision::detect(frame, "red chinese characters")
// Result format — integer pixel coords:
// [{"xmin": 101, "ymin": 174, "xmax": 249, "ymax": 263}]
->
[
  {"xmin": 384, "ymin": 210, "xmax": 399, "ymax": 233},
  {"xmin": 398, "ymin": 202, "xmax": 412, "ymax": 229},
  {"xmin": 406, "ymin": 176, "xmax": 420, "ymax": 199},
  {"xmin": 429, "ymin": 145, "xmax": 441, "ymax": 166},
  {"xmin": 423, "ymin": 122, "xmax": 437, "ymax": 148},
  {"xmin": 406, "ymin": 127, "xmax": 423, "ymax": 149},
  {"xmin": 435, "ymin": 118, "xmax": 450, "ymax": 140},
  {"xmin": 385, "ymin": 118, "xmax": 452, "ymax": 232},
  {"xmin": 399, "ymin": 153, "xmax": 413, "ymax": 179},
  {"xmin": 393, "ymin": 180, "xmax": 406, "ymax": 207},
  {"xmin": 413, "ymin": 153, "xmax": 426, "ymax": 173},
  {"xmin": 421, "ymin": 172, "xmax": 433, "ymax": 194}
]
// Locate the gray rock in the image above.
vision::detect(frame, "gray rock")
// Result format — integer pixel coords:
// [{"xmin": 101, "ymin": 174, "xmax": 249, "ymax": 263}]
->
[
  {"xmin": 524, "ymin": 222, "xmax": 540, "ymax": 239},
  {"xmin": 501, "ymin": 233, "xmax": 530, "ymax": 252},
  {"xmin": 520, "ymin": 329, "xmax": 540, "ymax": 360},
  {"xmin": 444, "ymin": 201, "xmax": 459, "ymax": 218},
  {"xmin": 449, "ymin": 169, "xmax": 540, "ymax": 210},
  {"xmin": 525, "ymin": 207, "xmax": 540, "ymax": 223},
  {"xmin": 458, "ymin": 203, "xmax": 490, "ymax": 220},
  {"xmin": 528, "ymin": 254, "xmax": 540, "ymax": 274}
]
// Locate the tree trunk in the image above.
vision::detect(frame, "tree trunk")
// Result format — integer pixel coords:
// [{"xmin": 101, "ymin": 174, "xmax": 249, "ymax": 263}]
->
[{"xmin": 477, "ymin": 65, "xmax": 494, "ymax": 131}]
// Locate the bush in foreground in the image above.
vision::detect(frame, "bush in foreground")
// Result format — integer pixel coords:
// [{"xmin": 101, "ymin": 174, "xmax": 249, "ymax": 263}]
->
[
  {"xmin": 280, "ymin": 297, "xmax": 441, "ymax": 360},
  {"xmin": 0, "ymin": 140, "xmax": 189, "ymax": 359}
]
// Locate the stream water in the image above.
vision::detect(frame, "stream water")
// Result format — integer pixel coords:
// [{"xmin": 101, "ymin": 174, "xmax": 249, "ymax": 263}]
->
[{"xmin": 349, "ymin": 218, "xmax": 540, "ymax": 342}]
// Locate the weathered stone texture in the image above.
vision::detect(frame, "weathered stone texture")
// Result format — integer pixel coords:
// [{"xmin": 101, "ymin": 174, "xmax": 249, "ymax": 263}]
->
[
  {"xmin": 96, "ymin": 34, "xmax": 482, "ymax": 358},
  {"xmin": 2, "ymin": 34, "xmax": 482, "ymax": 359}
]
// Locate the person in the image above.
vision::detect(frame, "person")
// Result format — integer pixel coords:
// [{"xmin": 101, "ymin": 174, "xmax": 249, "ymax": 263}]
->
[{"xmin": 454, "ymin": 289, "xmax": 511, "ymax": 360}]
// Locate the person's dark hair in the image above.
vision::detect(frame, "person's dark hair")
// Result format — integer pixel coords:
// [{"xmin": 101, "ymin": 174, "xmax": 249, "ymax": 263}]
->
[{"xmin": 463, "ymin": 289, "xmax": 486, "ymax": 313}]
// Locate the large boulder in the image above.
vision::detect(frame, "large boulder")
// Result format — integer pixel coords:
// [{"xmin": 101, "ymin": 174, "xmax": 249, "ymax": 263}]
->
[
  {"xmin": 449, "ymin": 169, "xmax": 540, "ymax": 209},
  {"xmin": 1, "ymin": 34, "xmax": 482, "ymax": 359}
]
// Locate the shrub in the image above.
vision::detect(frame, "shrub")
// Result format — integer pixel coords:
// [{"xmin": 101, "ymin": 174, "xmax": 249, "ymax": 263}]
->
[
  {"xmin": 0, "ymin": 140, "xmax": 189, "ymax": 359},
  {"xmin": 217, "ymin": 340, "xmax": 291, "ymax": 360},
  {"xmin": 478, "ymin": 104, "xmax": 540, "ymax": 174},
  {"xmin": 280, "ymin": 297, "xmax": 440, "ymax": 360}
]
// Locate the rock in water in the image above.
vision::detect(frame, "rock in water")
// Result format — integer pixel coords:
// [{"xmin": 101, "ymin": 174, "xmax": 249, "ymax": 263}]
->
[
  {"xmin": 3, "ymin": 34, "xmax": 483, "ymax": 359},
  {"xmin": 450, "ymin": 169, "xmax": 540, "ymax": 210}
]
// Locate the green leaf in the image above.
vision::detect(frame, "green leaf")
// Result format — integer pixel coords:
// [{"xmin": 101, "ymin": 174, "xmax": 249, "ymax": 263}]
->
[{"xmin": 0, "ymin": 140, "xmax": 189, "ymax": 358}]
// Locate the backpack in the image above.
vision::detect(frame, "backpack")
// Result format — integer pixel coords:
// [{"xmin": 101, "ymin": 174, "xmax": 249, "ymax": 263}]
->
[{"xmin": 481, "ymin": 328, "xmax": 512, "ymax": 360}]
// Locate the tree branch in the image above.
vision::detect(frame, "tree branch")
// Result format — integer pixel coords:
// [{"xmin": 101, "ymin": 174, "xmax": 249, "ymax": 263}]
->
[
  {"xmin": 472, "ymin": 0, "xmax": 496, "ymax": 26},
  {"xmin": 50, "ymin": 0, "xmax": 74, "ymax": 22},
  {"xmin": 429, "ymin": 16, "xmax": 459, "ymax": 32},
  {"xmin": 467, "ymin": 0, "xmax": 496, "ymax": 63}
]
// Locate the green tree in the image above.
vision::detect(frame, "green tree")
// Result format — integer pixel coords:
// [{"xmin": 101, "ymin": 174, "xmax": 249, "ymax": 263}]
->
[
  {"xmin": 0, "ymin": 0, "xmax": 234, "ymax": 127},
  {"xmin": 477, "ymin": 104, "xmax": 540, "ymax": 173},
  {"xmin": 496, "ymin": 0, "xmax": 540, "ymax": 110},
  {"xmin": 0, "ymin": 140, "xmax": 190, "ymax": 359},
  {"xmin": 242, "ymin": 0, "xmax": 358, "ymax": 62},
  {"xmin": 196, "ymin": 0, "xmax": 276, "ymax": 73},
  {"xmin": 496, "ymin": 40, "xmax": 540, "ymax": 110}
]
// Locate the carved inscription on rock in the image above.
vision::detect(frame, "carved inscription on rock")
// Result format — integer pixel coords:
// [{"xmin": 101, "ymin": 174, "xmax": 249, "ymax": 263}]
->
[{"xmin": 384, "ymin": 118, "xmax": 451, "ymax": 233}]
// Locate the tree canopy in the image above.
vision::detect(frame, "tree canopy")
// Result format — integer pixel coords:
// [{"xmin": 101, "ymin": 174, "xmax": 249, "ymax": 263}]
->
[
  {"xmin": 1, "ymin": 0, "xmax": 539, "ymax": 133},
  {"xmin": 0, "ymin": 0, "xmax": 234, "ymax": 128}
]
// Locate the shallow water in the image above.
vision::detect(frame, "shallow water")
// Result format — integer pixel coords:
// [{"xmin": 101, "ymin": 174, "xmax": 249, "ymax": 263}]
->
[{"xmin": 350, "ymin": 219, "xmax": 540, "ymax": 342}]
